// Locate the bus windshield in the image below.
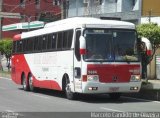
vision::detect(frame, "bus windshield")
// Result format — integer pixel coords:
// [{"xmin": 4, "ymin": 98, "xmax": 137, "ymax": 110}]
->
[{"xmin": 83, "ymin": 29, "xmax": 140, "ymax": 62}]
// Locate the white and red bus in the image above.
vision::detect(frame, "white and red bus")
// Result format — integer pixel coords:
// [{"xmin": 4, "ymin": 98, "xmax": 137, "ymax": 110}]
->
[{"xmin": 11, "ymin": 17, "xmax": 142, "ymax": 100}]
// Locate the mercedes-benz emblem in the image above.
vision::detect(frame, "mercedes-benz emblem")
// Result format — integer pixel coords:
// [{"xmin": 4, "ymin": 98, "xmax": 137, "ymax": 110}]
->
[{"xmin": 112, "ymin": 76, "xmax": 118, "ymax": 82}]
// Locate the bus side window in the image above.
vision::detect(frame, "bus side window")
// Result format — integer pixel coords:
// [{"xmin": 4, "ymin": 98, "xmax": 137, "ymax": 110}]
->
[
  {"xmin": 23, "ymin": 39, "xmax": 27, "ymax": 53},
  {"xmin": 63, "ymin": 29, "xmax": 73, "ymax": 49},
  {"xmin": 34, "ymin": 37, "xmax": 38, "ymax": 51},
  {"xmin": 13, "ymin": 41, "xmax": 17, "ymax": 54},
  {"xmin": 42, "ymin": 35, "xmax": 47, "ymax": 51},
  {"xmin": 75, "ymin": 30, "xmax": 81, "ymax": 61},
  {"xmin": 63, "ymin": 31, "xmax": 68, "ymax": 49},
  {"xmin": 68, "ymin": 29, "xmax": 73, "ymax": 48},
  {"xmin": 28, "ymin": 38, "xmax": 34, "ymax": 52},
  {"xmin": 51, "ymin": 33, "xmax": 57, "ymax": 50},
  {"xmin": 57, "ymin": 32, "xmax": 63, "ymax": 50},
  {"xmin": 17, "ymin": 40, "xmax": 23, "ymax": 53},
  {"xmin": 47, "ymin": 34, "xmax": 52, "ymax": 50}
]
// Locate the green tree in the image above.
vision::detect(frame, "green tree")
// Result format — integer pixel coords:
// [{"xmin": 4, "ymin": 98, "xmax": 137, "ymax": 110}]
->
[
  {"xmin": 137, "ymin": 23, "xmax": 160, "ymax": 61},
  {"xmin": 137, "ymin": 23, "xmax": 160, "ymax": 79},
  {"xmin": 0, "ymin": 38, "xmax": 13, "ymax": 71}
]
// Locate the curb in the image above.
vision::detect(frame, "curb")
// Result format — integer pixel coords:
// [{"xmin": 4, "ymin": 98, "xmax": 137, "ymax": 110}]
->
[{"xmin": 124, "ymin": 89, "xmax": 160, "ymax": 101}]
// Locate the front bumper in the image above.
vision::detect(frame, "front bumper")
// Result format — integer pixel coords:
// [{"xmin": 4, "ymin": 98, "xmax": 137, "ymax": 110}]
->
[{"xmin": 81, "ymin": 81, "xmax": 142, "ymax": 94}]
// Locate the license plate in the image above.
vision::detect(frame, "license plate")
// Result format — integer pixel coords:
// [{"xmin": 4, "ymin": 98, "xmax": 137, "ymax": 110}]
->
[{"xmin": 109, "ymin": 87, "xmax": 119, "ymax": 92}]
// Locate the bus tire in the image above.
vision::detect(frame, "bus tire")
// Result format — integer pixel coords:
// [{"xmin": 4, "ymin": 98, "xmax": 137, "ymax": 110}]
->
[
  {"xmin": 28, "ymin": 73, "xmax": 35, "ymax": 91},
  {"xmin": 109, "ymin": 93, "xmax": 121, "ymax": 100},
  {"xmin": 64, "ymin": 78, "xmax": 76, "ymax": 100},
  {"xmin": 22, "ymin": 74, "xmax": 29, "ymax": 91}
]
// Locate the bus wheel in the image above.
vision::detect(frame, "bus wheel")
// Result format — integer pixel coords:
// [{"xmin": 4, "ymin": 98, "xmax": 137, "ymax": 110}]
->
[
  {"xmin": 65, "ymin": 79, "xmax": 76, "ymax": 100},
  {"xmin": 22, "ymin": 74, "xmax": 29, "ymax": 91},
  {"xmin": 29, "ymin": 74, "xmax": 35, "ymax": 91},
  {"xmin": 109, "ymin": 93, "xmax": 121, "ymax": 100}
]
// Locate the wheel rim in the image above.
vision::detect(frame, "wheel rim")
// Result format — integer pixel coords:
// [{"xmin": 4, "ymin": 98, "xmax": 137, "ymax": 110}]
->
[
  {"xmin": 22, "ymin": 77, "xmax": 26, "ymax": 89},
  {"xmin": 65, "ymin": 84, "xmax": 72, "ymax": 98},
  {"xmin": 29, "ymin": 75, "xmax": 33, "ymax": 90}
]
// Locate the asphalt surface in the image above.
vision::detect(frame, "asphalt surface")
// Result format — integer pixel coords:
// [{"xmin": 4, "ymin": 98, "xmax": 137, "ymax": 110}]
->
[{"xmin": 0, "ymin": 77, "xmax": 160, "ymax": 118}]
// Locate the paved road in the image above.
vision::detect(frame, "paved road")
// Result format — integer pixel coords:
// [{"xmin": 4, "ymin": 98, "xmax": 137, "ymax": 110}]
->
[{"xmin": 0, "ymin": 77, "xmax": 160, "ymax": 118}]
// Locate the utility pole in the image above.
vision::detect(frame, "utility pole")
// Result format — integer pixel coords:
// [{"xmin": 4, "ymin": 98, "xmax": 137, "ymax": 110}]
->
[
  {"xmin": 61, "ymin": 0, "xmax": 69, "ymax": 19},
  {"xmin": 0, "ymin": 0, "xmax": 3, "ymax": 71},
  {"xmin": 76, "ymin": 0, "xmax": 78, "ymax": 16},
  {"xmin": 0, "ymin": 0, "xmax": 3, "ymax": 39},
  {"xmin": 148, "ymin": 9, "xmax": 152, "ymax": 23}
]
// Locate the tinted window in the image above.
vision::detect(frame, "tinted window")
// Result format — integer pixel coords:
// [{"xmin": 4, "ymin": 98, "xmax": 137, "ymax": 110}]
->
[
  {"xmin": 68, "ymin": 30, "xmax": 73, "ymax": 48},
  {"xmin": 13, "ymin": 29, "xmax": 74, "ymax": 54},
  {"xmin": 17, "ymin": 40, "xmax": 23, "ymax": 53},
  {"xmin": 63, "ymin": 31, "xmax": 68, "ymax": 49},
  {"xmin": 12, "ymin": 41, "xmax": 17, "ymax": 53},
  {"xmin": 75, "ymin": 30, "xmax": 81, "ymax": 61},
  {"xmin": 42, "ymin": 35, "xmax": 47, "ymax": 50},
  {"xmin": 51, "ymin": 33, "xmax": 57, "ymax": 50},
  {"xmin": 34, "ymin": 37, "xmax": 38, "ymax": 51},
  {"xmin": 47, "ymin": 34, "xmax": 52, "ymax": 50},
  {"xmin": 57, "ymin": 32, "xmax": 63, "ymax": 49}
]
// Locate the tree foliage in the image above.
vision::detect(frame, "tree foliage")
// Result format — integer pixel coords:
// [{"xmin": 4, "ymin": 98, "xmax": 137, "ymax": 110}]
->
[
  {"xmin": 0, "ymin": 38, "xmax": 13, "ymax": 60},
  {"xmin": 136, "ymin": 23, "xmax": 160, "ymax": 48},
  {"xmin": 136, "ymin": 23, "xmax": 160, "ymax": 65}
]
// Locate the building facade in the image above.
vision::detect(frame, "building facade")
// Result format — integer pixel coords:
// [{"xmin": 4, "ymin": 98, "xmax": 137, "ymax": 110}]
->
[
  {"xmin": 2, "ymin": 0, "xmax": 61, "ymax": 38},
  {"xmin": 68, "ymin": 0, "xmax": 141, "ymax": 24},
  {"xmin": 141, "ymin": 0, "xmax": 160, "ymax": 25}
]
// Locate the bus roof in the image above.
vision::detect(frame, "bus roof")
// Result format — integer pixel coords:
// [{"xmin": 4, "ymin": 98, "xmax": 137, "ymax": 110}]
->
[
  {"xmin": 21, "ymin": 17, "xmax": 135, "ymax": 39},
  {"xmin": 44, "ymin": 17, "xmax": 135, "ymax": 29}
]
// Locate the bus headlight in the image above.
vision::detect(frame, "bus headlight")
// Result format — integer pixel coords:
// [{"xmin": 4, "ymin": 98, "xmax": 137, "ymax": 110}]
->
[
  {"xmin": 87, "ymin": 75, "xmax": 99, "ymax": 82},
  {"xmin": 130, "ymin": 75, "xmax": 141, "ymax": 82}
]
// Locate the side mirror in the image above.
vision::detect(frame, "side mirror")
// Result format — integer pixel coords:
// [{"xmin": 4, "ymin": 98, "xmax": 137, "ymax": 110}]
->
[{"xmin": 79, "ymin": 36, "xmax": 86, "ymax": 55}]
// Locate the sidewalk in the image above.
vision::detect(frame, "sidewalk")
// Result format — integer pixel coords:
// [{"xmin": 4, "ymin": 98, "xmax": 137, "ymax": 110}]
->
[
  {"xmin": 124, "ymin": 79, "xmax": 160, "ymax": 101},
  {"xmin": 0, "ymin": 71, "xmax": 11, "ymax": 78},
  {"xmin": 142, "ymin": 79, "xmax": 160, "ymax": 90}
]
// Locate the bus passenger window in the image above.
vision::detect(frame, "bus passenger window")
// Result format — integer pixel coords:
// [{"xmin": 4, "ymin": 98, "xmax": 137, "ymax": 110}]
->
[
  {"xmin": 68, "ymin": 30, "xmax": 73, "ymax": 48},
  {"xmin": 34, "ymin": 37, "xmax": 38, "ymax": 51},
  {"xmin": 63, "ymin": 31, "xmax": 68, "ymax": 49},
  {"xmin": 47, "ymin": 35, "xmax": 52, "ymax": 50},
  {"xmin": 28, "ymin": 38, "xmax": 34, "ymax": 52},
  {"xmin": 57, "ymin": 32, "xmax": 63, "ymax": 50},
  {"xmin": 17, "ymin": 40, "xmax": 23, "ymax": 53},
  {"xmin": 51, "ymin": 33, "xmax": 57, "ymax": 50},
  {"xmin": 38, "ymin": 37, "xmax": 42, "ymax": 51},
  {"xmin": 12, "ymin": 41, "xmax": 17, "ymax": 53},
  {"xmin": 42, "ymin": 36, "xmax": 47, "ymax": 51},
  {"xmin": 22, "ymin": 40, "xmax": 27, "ymax": 53}
]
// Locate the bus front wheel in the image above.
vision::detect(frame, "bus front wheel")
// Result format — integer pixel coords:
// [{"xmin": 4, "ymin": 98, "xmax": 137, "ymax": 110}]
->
[{"xmin": 65, "ymin": 79, "xmax": 76, "ymax": 100}]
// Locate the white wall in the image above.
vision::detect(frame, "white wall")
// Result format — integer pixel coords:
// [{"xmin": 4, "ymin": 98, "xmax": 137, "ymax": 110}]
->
[{"xmin": 141, "ymin": 17, "xmax": 160, "ymax": 26}]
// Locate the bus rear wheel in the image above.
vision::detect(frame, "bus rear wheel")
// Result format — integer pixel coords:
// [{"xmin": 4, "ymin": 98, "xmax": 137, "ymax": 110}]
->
[
  {"xmin": 22, "ymin": 74, "xmax": 29, "ymax": 91},
  {"xmin": 29, "ymin": 74, "xmax": 35, "ymax": 91}
]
